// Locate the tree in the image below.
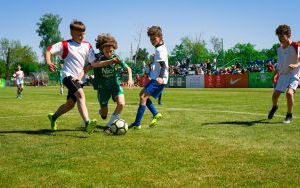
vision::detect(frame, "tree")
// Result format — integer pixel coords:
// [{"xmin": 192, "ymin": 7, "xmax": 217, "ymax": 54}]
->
[
  {"xmin": 261, "ymin": 43, "xmax": 280, "ymax": 62},
  {"xmin": 169, "ymin": 36, "xmax": 209, "ymax": 65},
  {"xmin": 36, "ymin": 13, "xmax": 62, "ymax": 56},
  {"xmin": 132, "ymin": 48, "xmax": 149, "ymax": 65},
  {"xmin": 224, "ymin": 43, "xmax": 262, "ymax": 66},
  {"xmin": 169, "ymin": 43, "xmax": 189, "ymax": 65},
  {"xmin": 0, "ymin": 38, "xmax": 39, "ymax": 79}
]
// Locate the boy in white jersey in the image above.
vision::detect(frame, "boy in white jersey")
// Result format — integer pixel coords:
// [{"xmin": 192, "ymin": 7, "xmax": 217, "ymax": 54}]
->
[
  {"xmin": 267, "ymin": 24, "xmax": 300, "ymax": 124},
  {"xmin": 129, "ymin": 26, "xmax": 169, "ymax": 129},
  {"xmin": 13, "ymin": 65, "xmax": 24, "ymax": 98},
  {"xmin": 45, "ymin": 20, "xmax": 98, "ymax": 133}
]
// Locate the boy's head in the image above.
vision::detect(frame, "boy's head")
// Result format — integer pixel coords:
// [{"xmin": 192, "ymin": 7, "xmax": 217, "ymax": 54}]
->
[
  {"xmin": 17, "ymin": 65, "xmax": 21, "ymax": 70},
  {"xmin": 147, "ymin": 26, "xmax": 163, "ymax": 46},
  {"xmin": 275, "ymin": 24, "xmax": 291, "ymax": 44},
  {"xmin": 70, "ymin": 20, "xmax": 86, "ymax": 43},
  {"xmin": 95, "ymin": 33, "xmax": 118, "ymax": 58}
]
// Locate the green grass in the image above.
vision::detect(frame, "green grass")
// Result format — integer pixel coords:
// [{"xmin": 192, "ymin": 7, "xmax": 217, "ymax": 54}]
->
[{"xmin": 0, "ymin": 86, "xmax": 300, "ymax": 187}]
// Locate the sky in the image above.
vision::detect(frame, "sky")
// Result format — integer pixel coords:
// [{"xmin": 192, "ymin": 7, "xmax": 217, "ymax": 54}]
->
[{"xmin": 0, "ymin": 0, "xmax": 299, "ymax": 61}]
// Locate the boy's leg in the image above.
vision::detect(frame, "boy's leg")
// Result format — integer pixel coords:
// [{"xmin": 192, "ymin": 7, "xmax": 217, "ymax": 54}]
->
[
  {"xmin": 106, "ymin": 94, "xmax": 124, "ymax": 127},
  {"xmin": 283, "ymin": 88, "xmax": 295, "ymax": 124},
  {"xmin": 129, "ymin": 92, "xmax": 150, "ymax": 129},
  {"xmin": 49, "ymin": 98, "xmax": 76, "ymax": 130},
  {"xmin": 268, "ymin": 90, "xmax": 281, "ymax": 119},
  {"xmin": 286, "ymin": 88, "xmax": 294, "ymax": 114},
  {"xmin": 158, "ymin": 93, "xmax": 162, "ymax": 105},
  {"xmin": 146, "ymin": 99, "xmax": 158, "ymax": 116},
  {"xmin": 75, "ymin": 88, "xmax": 89, "ymax": 122}
]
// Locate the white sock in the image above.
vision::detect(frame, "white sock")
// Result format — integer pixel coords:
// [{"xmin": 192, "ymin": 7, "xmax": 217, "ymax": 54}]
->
[{"xmin": 106, "ymin": 113, "xmax": 120, "ymax": 127}]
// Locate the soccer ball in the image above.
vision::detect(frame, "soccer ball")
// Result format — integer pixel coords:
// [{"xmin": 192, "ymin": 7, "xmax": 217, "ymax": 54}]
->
[{"xmin": 110, "ymin": 119, "xmax": 128, "ymax": 135}]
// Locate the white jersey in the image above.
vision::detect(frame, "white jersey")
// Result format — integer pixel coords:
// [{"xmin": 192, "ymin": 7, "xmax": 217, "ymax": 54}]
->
[
  {"xmin": 149, "ymin": 43, "xmax": 169, "ymax": 84},
  {"xmin": 277, "ymin": 42, "xmax": 300, "ymax": 76},
  {"xmin": 14, "ymin": 70, "xmax": 24, "ymax": 85},
  {"xmin": 48, "ymin": 40, "xmax": 96, "ymax": 79}
]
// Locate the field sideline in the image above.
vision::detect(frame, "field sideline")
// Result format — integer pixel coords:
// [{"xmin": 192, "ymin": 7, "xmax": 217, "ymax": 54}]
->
[{"xmin": 0, "ymin": 86, "xmax": 300, "ymax": 187}]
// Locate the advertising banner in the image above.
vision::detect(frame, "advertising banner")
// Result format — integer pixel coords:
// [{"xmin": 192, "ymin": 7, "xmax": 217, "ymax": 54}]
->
[
  {"xmin": 225, "ymin": 74, "xmax": 248, "ymax": 88},
  {"xmin": 168, "ymin": 76, "xmax": 186, "ymax": 88},
  {"xmin": 248, "ymin": 72, "xmax": 274, "ymax": 88},
  {"xmin": 186, "ymin": 75, "xmax": 204, "ymax": 88}
]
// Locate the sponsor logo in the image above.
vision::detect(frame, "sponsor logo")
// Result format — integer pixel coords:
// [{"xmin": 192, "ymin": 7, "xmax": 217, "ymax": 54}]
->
[{"xmin": 230, "ymin": 78, "xmax": 242, "ymax": 85}]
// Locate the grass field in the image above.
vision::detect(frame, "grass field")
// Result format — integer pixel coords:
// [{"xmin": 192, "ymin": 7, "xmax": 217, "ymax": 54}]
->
[{"xmin": 0, "ymin": 86, "xmax": 300, "ymax": 187}]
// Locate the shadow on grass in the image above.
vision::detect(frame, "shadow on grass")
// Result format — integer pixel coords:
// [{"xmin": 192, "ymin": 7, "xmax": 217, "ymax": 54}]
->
[
  {"xmin": 201, "ymin": 119, "xmax": 282, "ymax": 127},
  {"xmin": 0, "ymin": 128, "xmax": 86, "ymax": 137}
]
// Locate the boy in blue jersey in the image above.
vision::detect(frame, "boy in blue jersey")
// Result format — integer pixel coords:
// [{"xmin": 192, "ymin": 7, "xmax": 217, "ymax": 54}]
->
[{"xmin": 129, "ymin": 26, "xmax": 169, "ymax": 129}]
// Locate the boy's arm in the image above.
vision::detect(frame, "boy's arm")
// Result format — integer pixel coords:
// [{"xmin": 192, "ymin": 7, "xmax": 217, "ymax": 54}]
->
[
  {"xmin": 91, "ymin": 57, "xmax": 120, "ymax": 68},
  {"xmin": 289, "ymin": 61, "xmax": 300, "ymax": 69},
  {"xmin": 45, "ymin": 50, "xmax": 56, "ymax": 72},
  {"xmin": 156, "ymin": 61, "xmax": 167, "ymax": 84},
  {"xmin": 126, "ymin": 66, "xmax": 134, "ymax": 87}
]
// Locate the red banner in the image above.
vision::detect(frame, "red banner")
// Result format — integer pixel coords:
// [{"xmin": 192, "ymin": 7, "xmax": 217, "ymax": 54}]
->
[
  {"xmin": 204, "ymin": 74, "xmax": 248, "ymax": 88},
  {"xmin": 225, "ymin": 74, "xmax": 248, "ymax": 88},
  {"xmin": 204, "ymin": 75, "xmax": 226, "ymax": 88}
]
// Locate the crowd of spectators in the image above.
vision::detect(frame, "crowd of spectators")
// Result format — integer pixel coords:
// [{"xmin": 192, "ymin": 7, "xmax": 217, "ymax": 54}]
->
[{"xmin": 169, "ymin": 59, "xmax": 275, "ymax": 76}]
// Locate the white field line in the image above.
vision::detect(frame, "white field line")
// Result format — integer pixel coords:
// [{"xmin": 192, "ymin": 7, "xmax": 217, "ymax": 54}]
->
[{"xmin": 0, "ymin": 106, "xmax": 298, "ymax": 119}]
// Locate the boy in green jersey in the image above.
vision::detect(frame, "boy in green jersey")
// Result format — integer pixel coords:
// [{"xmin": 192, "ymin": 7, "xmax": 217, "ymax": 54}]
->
[{"xmin": 87, "ymin": 34, "xmax": 134, "ymax": 133}]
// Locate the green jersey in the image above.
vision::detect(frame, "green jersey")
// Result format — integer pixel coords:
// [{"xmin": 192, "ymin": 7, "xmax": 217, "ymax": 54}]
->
[{"xmin": 93, "ymin": 53, "xmax": 128, "ymax": 90}]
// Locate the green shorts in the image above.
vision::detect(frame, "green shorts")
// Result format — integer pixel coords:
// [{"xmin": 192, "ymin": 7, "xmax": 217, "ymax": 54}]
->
[{"xmin": 97, "ymin": 85, "xmax": 124, "ymax": 107}]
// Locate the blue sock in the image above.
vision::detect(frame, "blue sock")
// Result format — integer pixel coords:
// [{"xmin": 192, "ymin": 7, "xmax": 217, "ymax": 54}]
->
[
  {"xmin": 146, "ymin": 99, "xmax": 158, "ymax": 116},
  {"xmin": 133, "ymin": 105, "xmax": 146, "ymax": 126}
]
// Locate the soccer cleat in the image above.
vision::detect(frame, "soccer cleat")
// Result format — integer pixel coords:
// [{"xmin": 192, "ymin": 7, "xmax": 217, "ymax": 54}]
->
[
  {"xmin": 149, "ymin": 113, "xmax": 162, "ymax": 128},
  {"xmin": 158, "ymin": 100, "xmax": 162, "ymax": 105},
  {"xmin": 128, "ymin": 123, "xmax": 141, "ymax": 130},
  {"xmin": 48, "ymin": 113, "xmax": 57, "ymax": 131},
  {"xmin": 86, "ymin": 119, "xmax": 97, "ymax": 134},
  {"xmin": 283, "ymin": 113, "xmax": 292, "ymax": 124},
  {"xmin": 268, "ymin": 106, "xmax": 278, "ymax": 119}
]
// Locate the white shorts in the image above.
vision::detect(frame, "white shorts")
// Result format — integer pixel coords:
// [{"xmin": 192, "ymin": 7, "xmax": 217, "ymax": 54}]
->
[
  {"xmin": 275, "ymin": 74, "xmax": 299, "ymax": 92},
  {"xmin": 16, "ymin": 79, "xmax": 24, "ymax": 86}
]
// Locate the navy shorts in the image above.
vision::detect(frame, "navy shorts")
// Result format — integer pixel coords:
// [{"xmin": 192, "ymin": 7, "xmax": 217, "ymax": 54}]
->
[
  {"xmin": 144, "ymin": 80, "xmax": 165, "ymax": 99},
  {"xmin": 63, "ymin": 76, "xmax": 83, "ymax": 102}
]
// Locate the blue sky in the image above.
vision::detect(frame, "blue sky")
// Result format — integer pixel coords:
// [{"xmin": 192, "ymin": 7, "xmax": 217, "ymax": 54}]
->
[{"xmin": 0, "ymin": 0, "xmax": 299, "ymax": 61}]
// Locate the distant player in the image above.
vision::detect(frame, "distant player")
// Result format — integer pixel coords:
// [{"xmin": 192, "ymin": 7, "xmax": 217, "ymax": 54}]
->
[
  {"xmin": 13, "ymin": 65, "xmax": 24, "ymax": 98},
  {"xmin": 129, "ymin": 26, "xmax": 169, "ymax": 129},
  {"xmin": 267, "ymin": 24, "xmax": 300, "ymax": 124},
  {"xmin": 85, "ymin": 34, "xmax": 134, "ymax": 134},
  {"xmin": 45, "ymin": 20, "xmax": 97, "ymax": 133}
]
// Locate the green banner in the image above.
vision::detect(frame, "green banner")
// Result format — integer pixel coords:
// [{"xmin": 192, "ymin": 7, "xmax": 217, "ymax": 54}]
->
[
  {"xmin": 0, "ymin": 78, "xmax": 6, "ymax": 88},
  {"xmin": 248, "ymin": 72, "xmax": 274, "ymax": 88},
  {"xmin": 168, "ymin": 76, "xmax": 186, "ymax": 88}
]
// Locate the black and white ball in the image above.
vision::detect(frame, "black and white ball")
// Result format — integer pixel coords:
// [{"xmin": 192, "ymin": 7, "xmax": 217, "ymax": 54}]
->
[{"xmin": 110, "ymin": 119, "xmax": 128, "ymax": 135}]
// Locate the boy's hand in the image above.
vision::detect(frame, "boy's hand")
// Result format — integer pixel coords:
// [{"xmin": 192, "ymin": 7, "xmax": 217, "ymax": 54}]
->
[
  {"xmin": 111, "ymin": 57, "xmax": 120, "ymax": 64},
  {"xmin": 156, "ymin": 77, "xmax": 163, "ymax": 85},
  {"xmin": 127, "ymin": 79, "xmax": 134, "ymax": 87},
  {"xmin": 289, "ymin": 64, "xmax": 299, "ymax": 69},
  {"xmin": 47, "ymin": 62, "xmax": 57, "ymax": 72},
  {"xmin": 84, "ymin": 64, "xmax": 92, "ymax": 72}
]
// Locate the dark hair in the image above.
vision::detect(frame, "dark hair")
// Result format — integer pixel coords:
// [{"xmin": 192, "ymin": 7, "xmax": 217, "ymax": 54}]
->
[
  {"xmin": 147, "ymin": 26, "xmax": 163, "ymax": 38},
  {"xmin": 275, "ymin": 24, "xmax": 291, "ymax": 36},
  {"xmin": 70, "ymin": 20, "xmax": 85, "ymax": 32},
  {"xmin": 95, "ymin": 33, "xmax": 118, "ymax": 50}
]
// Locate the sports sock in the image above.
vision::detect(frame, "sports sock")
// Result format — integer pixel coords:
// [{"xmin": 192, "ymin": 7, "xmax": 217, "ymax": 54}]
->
[
  {"xmin": 133, "ymin": 105, "xmax": 146, "ymax": 126},
  {"xmin": 85, "ymin": 119, "xmax": 91, "ymax": 127},
  {"xmin": 146, "ymin": 99, "xmax": 158, "ymax": 116},
  {"xmin": 52, "ymin": 112, "xmax": 60, "ymax": 121},
  {"xmin": 106, "ymin": 113, "xmax": 120, "ymax": 127}
]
